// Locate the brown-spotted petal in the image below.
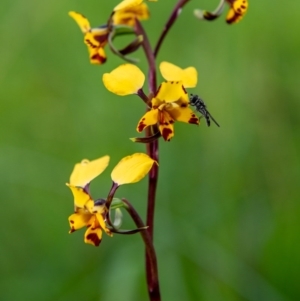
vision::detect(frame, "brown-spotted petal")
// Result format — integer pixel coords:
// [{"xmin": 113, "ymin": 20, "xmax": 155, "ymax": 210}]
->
[
  {"xmin": 158, "ymin": 110, "xmax": 175, "ymax": 141},
  {"xmin": 136, "ymin": 109, "xmax": 159, "ymax": 132},
  {"xmin": 68, "ymin": 212, "xmax": 93, "ymax": 233},
  {"xmin": 84, "ymin": 216, "xmax": 102, "ymax": 246}
]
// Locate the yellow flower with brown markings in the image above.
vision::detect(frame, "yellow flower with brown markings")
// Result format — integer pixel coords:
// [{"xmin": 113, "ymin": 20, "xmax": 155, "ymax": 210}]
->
[
  {"xmin": 102, "ymin": 62, "xmax": 199, "ymax": 141},
  {"xmin": 66, "ymin": 154, "xmax": 156, "ymax": 246},
  {"xmin": 114, "ymin": 0, "xmax": 157, "ymax": 11},
  {"xmin": 69, "ymin": 0, "xmax": 153, "ymax": 65},
  {"xmin": 194, "ymin": 0, "xmax": 248, "ymax": 25},
  {"xmin": 69, "ymin": 12, "xmax": 109, "ymax": 65},
  {"xmin": 67, "ymin": 156, "xmax": 111, "ymax": 246},
  {"xmin": 226, "ymin": 0, "xmax": 248, "ymax": 24},
  {"xmin": 113, "ymin": 3, "xmax": 150, "ymax": 26}
]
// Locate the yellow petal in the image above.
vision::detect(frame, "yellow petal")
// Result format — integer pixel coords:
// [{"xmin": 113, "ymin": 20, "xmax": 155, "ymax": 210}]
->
[
  {"xmin": 232, "ymin": 0, "xmax": 248, "ymax": 15},
  {"xmin": 69, "ymin": 156, "xmax": 110, "ymax": 187},
  {"xmin": 72, "ymin": 24, "xmax": 108, "ymax": 65},
  {"xmin": 156, "ymin": 81, "xmax": 187, "ymax": 103},
  {"xmin": 151, "ymin": 97, "xmax": 162, "ymax": 108},
  {"xmin": 84, "ymin": 216, "xmax": 102, "ymax": 246},
  {"xmin": 103, "ymin": 64, "xmax": 145, "ymax": 95},
  {"xmin": 167, "ymin": 105, "xmax": 199, "ymax": 125},
  {"xmin": 66, "ymin": 184, "xmax": 94, "ymax": 212},
  {"xmin": 111, "ymin": 153, "xmax": 156, "ymax": 185},
  {"xmin": 159, "ymin": 61, "xmax": 182, "ymax": 80},
  {"xmin": 114, "ymin": 0, "xmax": 143, "ymax": 11},
  {"xmin": 68, "ymin": 212, "xmax": 92, "ymax": 233},
  {"xmin": 179, "ymin": 67, "xmax": 198, "ymax": 88},
  {"xmin": 136, "ymin": 109, "xmax": 159, "ymax": 132},
  {"xmin": 159, "ymin": 62, "xmax": 198, "ymax": 88},
  {"xmin": 91, "ymin": 202, "xmax": 107, "ymax": 214},
  {"xmin": 85, "ymin": 29, "xmax": 109, "ymax": 47},
  {"xmin": 114, "ymin": 0, "xmax": 157, "ymax": 11},
  {"xmin": 113, "ymin": 3, "xmax": 149, "ymax": 26},
  {"xmin": 226, "ymin": 0, "xmax": 248, "ymax": 24},
  {"xmin": 96, "ymin": 213, "xmax": 113, "ymax": 237},
  {"xmin": 157, "ymin": 110, "xmax": 175, "ymax": 141},
  {"xmin": 69, "ymin": 11, "xmax": 91, "ymax": 33},
  {"xmin": 87, "ymin": 46, "xmax": 107, "ymax": 64},
  {"xmin": 84, "ymin": 30, "xmax": 109, "ymax": 64},
  {"xmin": 176, "ymin": 91, "xmax": 189, "ymax": 105}
]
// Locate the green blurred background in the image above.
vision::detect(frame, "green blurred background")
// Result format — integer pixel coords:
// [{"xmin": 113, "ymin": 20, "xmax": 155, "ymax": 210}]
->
[{"xmin": 1, "ymin": 0, "xmax": 299, "ymax": 300}]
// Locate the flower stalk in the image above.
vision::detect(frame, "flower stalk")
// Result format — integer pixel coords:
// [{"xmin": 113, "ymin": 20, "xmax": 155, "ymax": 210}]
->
[
  {"xmin": 122, "ymin": 198, "xmax": 160, "ymax": 301},
  {"xmin": 136, "ymin": 1, "xmax": 198, "ymax": 299},
  {"xmin": 135, "ymin": 18, "xmax": 161, "ymax": 301},
  {"xmin": 154, "ymin": 0, "xmax": 191, "ymax": 57},
  {"xmin": 134, "ymin": 19, "xmax": 157, "ymax": 94}
]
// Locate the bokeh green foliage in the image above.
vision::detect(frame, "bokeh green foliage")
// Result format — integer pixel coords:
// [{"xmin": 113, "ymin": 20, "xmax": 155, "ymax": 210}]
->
[{"xmin": 0, "ymin": 0, "xmax": 299, "ymax": 300}]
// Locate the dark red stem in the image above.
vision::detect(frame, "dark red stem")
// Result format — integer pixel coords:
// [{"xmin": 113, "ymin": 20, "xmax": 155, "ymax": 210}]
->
[
  {"xmin": 133, "ymin": 0, "xmax": 191, "ymax": 296},
  {"xmin": 154, "ymin": 0, "xmax": 191, "ymax": 58},
  {"xmin": 105, "ymin": 182, "xmax": 120, "ymax": 228},
  {"xmin": 134, "ymin": 19, "xmax": 161, "ymax": 301},
  {"xmin": 135, "ymin": 19, "xmax": 157, "ymax": 94},
  {"xmin": 122, "ymin": 199, "xmax": 160, "ymax": 301}
]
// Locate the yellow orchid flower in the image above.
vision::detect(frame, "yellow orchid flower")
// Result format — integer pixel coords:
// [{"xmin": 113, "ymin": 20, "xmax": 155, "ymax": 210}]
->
[
  {"xmin": 69, "ymin": 12, "xmax": 109, "ymax": 64},
  {"xmin": 137, "ymin": 82, "xmax": 199, "ymax": 141},
  {"xmin": 69, "ymin": 0, "xmax": 154, "ymax": 65},
  {"xmin": 102, "ymin": 62, "xmax": 199, "ymax": 141},
  {"xmin": 194, "ymin": 0, "xmax": 248, "ymax": 24},
  {"xmin": 226, "ymin": 0, "xmax": 248, "ymax": 24},
  {"xmin": 112, "ymin": 3, "xmax": 150, "ymax": 27},
  {"xmin": 66, "ymin": 155, "xmax": 111, "ymax": 246},
  {"xmin": 66, "ymin": 154, "xmax": 155, "ymax": 246},
  {"xmin": 114, "ymin": 0, "xmax": 157, "ymax": 12},
  {"xmin": 68, "ymin": 202, "xmax": 112, "ymax": 247}
]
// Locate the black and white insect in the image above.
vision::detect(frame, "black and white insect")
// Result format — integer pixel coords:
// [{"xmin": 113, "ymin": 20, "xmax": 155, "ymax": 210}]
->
[{"xmin": 189, "ymin": 94, "xmax": 220, "ymax": 127}]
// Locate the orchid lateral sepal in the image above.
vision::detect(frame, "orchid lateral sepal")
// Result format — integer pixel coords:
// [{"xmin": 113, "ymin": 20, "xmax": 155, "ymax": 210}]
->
[
  {"xmin": 112, "ymin": 208, "xmax": 123, "ymax": 228},
  {"xmin": 194, "ymin": 0, "xmax": 225, "ymax": 21},
  {"xmin": 114, "ymin": 198, "xmax": 149, "ymax": 235},
  {"xmin": 109, "ymin": 197, "xmax": 126, "ymax": 210},
  {"xmin": 108, "ymin": 26, "xmax": 143, "ymax": 63},
  {"xmin": 109, "ymin": 197, "xmax": 127, "ymax": 228},
  {"xmin": 107, "ymin": 197, "xmax": 149, "ymax": 234},
  {"xmin": 108, "ymin": 34, "xmax": 139, "ymax": 64},
  {"xmin": 130, "ymin": 131, "xmax": 161, "ymax": 143},
  {"xmin": 111, "ymin": 24, "xmax": 136, "ymax": 35},
  {"xmin": 118, "ymin": 35, "xmax": 144, "ymax": 56},
  {"xmin": 110, "ymin": 226, "xmax": 149, "ymax": 235}
]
